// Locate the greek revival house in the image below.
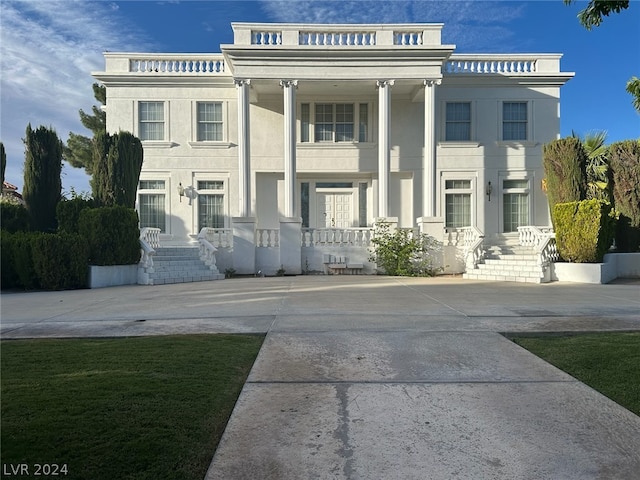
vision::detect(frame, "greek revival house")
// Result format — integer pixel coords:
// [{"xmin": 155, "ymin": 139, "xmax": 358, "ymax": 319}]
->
[{"xmin": 93, "ymin": 22, "xmax": 574, "ymax": 283}]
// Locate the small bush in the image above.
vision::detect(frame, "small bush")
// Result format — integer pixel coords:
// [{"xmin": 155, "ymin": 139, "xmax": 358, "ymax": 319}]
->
[
  {"xmin": 56, "ymin": 197, "xmax": 95, "ymax": 233},
  {"xmin": 31, "ymin": 232, "xmax": 89, "ymax": 290},
  {"xmin": 553, "ymin": 200, "xmax": 617, "ymax": 263},
  {"xmin": 78, "ymin": 206, "xmax": 139, "ymax": 265},
  {"xmin": 1, "ymin": 231, "xmax": 39, "ymax": 289},
  {"xmin": 369, "ymin": 223, "xmax": 441, "ymax": 276},
  {"xmin": 0, "ymin": 202, "xmax": 29, "ymax": 233}
]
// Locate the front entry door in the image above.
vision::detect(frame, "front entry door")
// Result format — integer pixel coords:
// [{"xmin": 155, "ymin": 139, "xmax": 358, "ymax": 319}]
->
[{"xmin": 317, "ymin": 192, "xmax": 353, "ymax": 228}]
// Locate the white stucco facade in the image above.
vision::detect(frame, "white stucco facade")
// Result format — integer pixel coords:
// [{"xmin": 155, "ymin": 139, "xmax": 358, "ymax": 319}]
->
[{"xmin": 94, "ymin": 22, "xmax": 573, "ymax": 275}]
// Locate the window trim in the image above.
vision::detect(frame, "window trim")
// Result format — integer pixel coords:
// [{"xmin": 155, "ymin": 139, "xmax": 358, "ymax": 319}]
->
[
  {"xmin": 299, "ymin": 102, "xmax": 372, "ymax": 144},
  {"xmin": 441, "ymin": 174, "xmax": 476, "ymax": 229},
  {"xmin": 137, "ymin": 174, "xmax": 171, "ymax": 234},
  {"xmin": 189, "ymin": 101, "xmax": 232, "ymax": 148},
  {"xmin": 192, "ymin": 173, "xmax": 230, "ymax": 231},
  {"xmin": 135, "ymin": 101, "xmax": 173, "ymax": 146},
  {"xmin": 499, "ymin": 172, "xmax": 533, "ymax": 234},
  {"xmin": 497, "ymin": 100, "xmax": 536, "ymax": 145}
]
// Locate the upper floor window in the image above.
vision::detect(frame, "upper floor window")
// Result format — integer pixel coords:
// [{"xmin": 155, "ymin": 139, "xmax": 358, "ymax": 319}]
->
[
  {"xmin": 197, "ymin": 102, "xmax": 223, "ymax": 141},
  {"xmin": 502, "ymin": 102, "xmax": 528, "ymax": 141},
  {"xmin": 139, "ymin": 102, "xmax": 165, "ymax": 141},
  {"xmin": 302, "ymin": 103, "xmax": 369, "ymax": 143},
  {"xmin": 445, "ymin": 102, "xmax": 471, "ymax": 141}
]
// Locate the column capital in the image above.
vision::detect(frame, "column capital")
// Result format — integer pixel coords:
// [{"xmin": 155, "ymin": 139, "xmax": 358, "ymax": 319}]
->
[
  {"xmin": 279, "ymin": 79, "xmax": 299, "ymax": 88},
  {"xmin": 423, "ymin": 79, "xmax": 442, "ymax": 87},
  {"xmin": 234, "ymin": 78, "xmax": 251, "ymax": 87},
  {"xmin": 376, "ymin": 80, "xmax": 395, "ymax": 88}
]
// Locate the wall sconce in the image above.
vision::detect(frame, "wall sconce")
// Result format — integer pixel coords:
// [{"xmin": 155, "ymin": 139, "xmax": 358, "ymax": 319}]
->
[
  {"xmin": 177, "ymin": 183, "xmax": 184, "ymax": 202},
  {"xmin": 486, "ymin": 181, "xmax": 493, "ymax": 202}
]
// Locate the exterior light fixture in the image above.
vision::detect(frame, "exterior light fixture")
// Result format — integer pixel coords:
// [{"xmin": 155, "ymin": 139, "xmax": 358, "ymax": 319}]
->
[
  {"xmin": 177, "ymin": 183, "xmax": 185, "ymax": 202},
  {"xmin": 486, "ymin": 181, "xmax": 493, "ymax": 201}
]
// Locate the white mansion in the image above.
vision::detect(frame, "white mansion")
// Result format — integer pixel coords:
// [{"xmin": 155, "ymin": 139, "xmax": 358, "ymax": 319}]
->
[{"xmin": 93, "ymin": 23, "xmax": 574, "ymax": 282}]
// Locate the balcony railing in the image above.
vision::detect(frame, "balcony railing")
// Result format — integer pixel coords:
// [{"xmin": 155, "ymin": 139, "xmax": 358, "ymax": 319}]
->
[{"xmin": 445, "ymin": 54, "xmax": 563, "ymax": 75}]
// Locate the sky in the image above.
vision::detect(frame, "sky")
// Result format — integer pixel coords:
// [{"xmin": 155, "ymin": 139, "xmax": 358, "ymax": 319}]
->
[{"xmin": 1, "ymin": 0, "xmax": 639, "ymax": 195}]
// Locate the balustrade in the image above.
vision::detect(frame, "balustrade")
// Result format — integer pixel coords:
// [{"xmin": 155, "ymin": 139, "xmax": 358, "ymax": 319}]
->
[
  {"xmin": 518, "ymin": 226, "xmax": 558, "ymax": 266},
  {"xmin": 299, "ymin": 31, "xmax": 376, "ymax": 46},
  {"xmin": 198, "ymin": 228, "xmax": 233, "ymax": 248},
  {"xmin": 251, "ymin": 30, "xmax": 282, "ymax": 45},
  {"xmin": 445, "ymin": 57, "xmax": 538, "ymax": 74},
  {"xmin": 256, "ymin": 229, "xmax": 280, "ymax": 247},
  {"xmin": 393, "ymin": 31, "xmax": 423, "ymax": 45},
  {"xmin": 301, "ymin": 228, "xmax": 373, "ymax": 247},
  {"xmin": 129, "ymin": 57, "xmax": 225, "ymax": 74}
]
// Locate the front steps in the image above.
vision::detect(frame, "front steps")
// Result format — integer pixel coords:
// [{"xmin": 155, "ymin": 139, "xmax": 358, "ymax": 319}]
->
[
  {"xmin": 463, "ymin": 244, "xmax": 550, "ymax": 284},
  {"xmin": 147, "ymin": 246, "xmax": 224, "ymax": 285}
]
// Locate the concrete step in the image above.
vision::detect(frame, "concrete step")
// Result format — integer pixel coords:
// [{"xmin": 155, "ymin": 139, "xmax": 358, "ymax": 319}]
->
[{"xmin": 145, "ymin": 246, "xmax": 224, "ymax": 285}]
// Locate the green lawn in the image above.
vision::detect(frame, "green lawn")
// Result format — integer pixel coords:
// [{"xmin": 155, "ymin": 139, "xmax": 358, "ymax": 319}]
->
[
  {"xmin": 1, "ymin": 334, "xmax": 264, "ymax": 480},
  {"xmin": 513, "ymin": 332, "xmax": 640, "ymax": 416}
]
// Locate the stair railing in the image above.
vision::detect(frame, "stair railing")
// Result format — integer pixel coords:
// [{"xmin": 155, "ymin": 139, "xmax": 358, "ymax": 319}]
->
[
  {"xmin": 197, "ymin": 228, "xmax": 221, "ymax": 273},
  {"xmin": 462, "ymin": 226, "xmax": 485, "ymax": 270},
  {"xmin": 517, "ymin": 226, "xmax": 559, "ymax": 266},
  {"xmin": 139, "ymin": 227, "xmax": 160, "ymax": 269}
]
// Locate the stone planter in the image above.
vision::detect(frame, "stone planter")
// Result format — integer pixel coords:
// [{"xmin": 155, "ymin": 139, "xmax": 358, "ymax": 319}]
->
[
  {"xmin": 550, "ymin": 253, "xmax": 640, "ymax": 284},
  {"xmin": 88, "ymin": 265, "xmax": 138, "ymax": 289}
]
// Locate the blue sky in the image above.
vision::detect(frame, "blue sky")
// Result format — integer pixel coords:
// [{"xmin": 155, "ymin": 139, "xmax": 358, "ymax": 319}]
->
[{"xmin": 1, "ymin": 0, "xmax": 639, "ymax": 195}]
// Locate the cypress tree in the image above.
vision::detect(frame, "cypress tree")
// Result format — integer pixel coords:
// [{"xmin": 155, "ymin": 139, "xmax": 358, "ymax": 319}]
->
[
  {"xmin": 609, "ymin": 140, "xmax": 640, "ymax": 251},
  {"xmin": 543, "ymin": 137, "xmax": 587, "ymax": 221},
  {"xmin": 1, "ymin": 142, "xmax": 6, "ymax": 186},
  {"xmin": 91, "ymin": 131, "xmax": 143, "ymax": 208},
  {"xmin": 22, "ymin": 125, "xmax": 63, "ymax": 232}
]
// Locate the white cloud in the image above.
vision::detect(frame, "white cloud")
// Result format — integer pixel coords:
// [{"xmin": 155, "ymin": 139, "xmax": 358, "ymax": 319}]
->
[{"xmin": 0, "ymin": 0, "xmax": 149, "ymax": 194}]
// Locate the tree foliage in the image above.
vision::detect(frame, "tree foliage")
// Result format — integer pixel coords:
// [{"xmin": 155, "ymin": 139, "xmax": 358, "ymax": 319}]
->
[
  {"xmin": 626, "ymin": 77, "xmax": 640, "ymax": 114},
  {"xmin": 543, "ymin": 137, "xmax": 587, "ymax": 222},
  {"xmin": 1, "ymin": 142, "xmax": 6, "ymax": 186},
  {"xmin": 91, "ymin": 131, "xmax": 144, "ymax": 208},
  {"xmin": 573, "ymin": 131, "xmax": 611, "ymax": 202},
  {"xmin": 22, "ymin": 124, "xmax": 63, "ymax": 232},
  {"xmin": 64, "ymin": 83, "xmax": 106, "ymax": 175},
  {"xmin": 608, "ymin": 140, "xmax": 640, "ymax": 251},
  {"xmin": 563, "ymin": 0, "xmax": 630, "ymax": 29}
]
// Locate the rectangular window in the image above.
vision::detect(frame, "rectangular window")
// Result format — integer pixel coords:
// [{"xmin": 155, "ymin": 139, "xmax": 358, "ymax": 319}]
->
[
  {"xmin": 197, "ymin": 102, "xmax": 223, "ymax": 141},
  {"xmin": 503, "ymin": 179, "xmax": 529, "ymax": 232},
  {"xmin": 315, "ymin": 104, "xmax": 333, "ymax": 142},
  {"xmin": 139, "ymin": 102, "xmax": 164, "ymax": 141},
  {"xmin": 138, "ymin": 180, "xmax": 166, "ymax": 232},
  {"xmin": 445, "ymin": 102, "xmax": 471, "ymax": 141},
  {"xmin": 312, "ymin": 103, "xmax": 358, "ymax": 143},
  {"xmin": 359, "ymin": 104, "xmax": 368, "ymax": 142},
  {"xmin": 503, "ymin": 102, "xmax": 527, "ymax": 141},
  {"xmin": 444, "ymin": 179, "xmax": 472, "ymax": 228},
  {"xmin": 301, "ymin": 103, "xmax": 310, "ymax": 143},
  {"xmin": 335, "ymin": 104, "xmax": 354, "ymax": 142},
  {"xmin": 197, "ymin": 180, "xmax": 225, "ymax": 231}
]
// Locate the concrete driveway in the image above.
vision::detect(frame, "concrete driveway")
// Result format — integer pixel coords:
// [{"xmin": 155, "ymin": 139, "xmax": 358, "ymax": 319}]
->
[{"xmin": 2, "ymin": 276, "xmax": 640, "ymax": 479}]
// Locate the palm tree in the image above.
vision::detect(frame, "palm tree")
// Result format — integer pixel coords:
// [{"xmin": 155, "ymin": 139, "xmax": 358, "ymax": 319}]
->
[{"xmin": 572, "ymin": 130, "xmax": 610, "ymax": 202}]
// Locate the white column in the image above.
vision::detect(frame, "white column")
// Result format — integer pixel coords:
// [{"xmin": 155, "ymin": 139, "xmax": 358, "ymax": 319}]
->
[
  {"xmin": 423, "ymin": 79, "xmax": 440, "ymax": 217},
  {"xmin": 280, "ymin": 80, "xmax": 298, "ymax": 218},
  {"xmin": 235, "ymin": 79, "xmax": 251, "ymax": 217},
  {"xmin": 377, "ymin": 80, "xmax": 394, "ymax": 218}
]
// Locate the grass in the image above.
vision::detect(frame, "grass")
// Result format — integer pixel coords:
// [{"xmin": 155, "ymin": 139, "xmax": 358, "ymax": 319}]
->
[
  {"xmin": 1, "ymin": 334, "xmax": 264, "ymax": 480},
  {"xmin": 513, "ymin": 332, "xmax": 640, "ymax": 416}
]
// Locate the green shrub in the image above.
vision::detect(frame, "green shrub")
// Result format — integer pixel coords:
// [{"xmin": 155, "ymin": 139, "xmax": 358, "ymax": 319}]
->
[
  {"xmin": 1, "ymin": 202, "xmax": 29, "ymax": 233},
  {"xmin": 31, "ymin": 232, "xmax": 88, "ymax": 290},
  {"xmin": 78, "ymin": 206, "xmax": 140, "ymax": 265},
  {"xmin": 369, "ymin": 223, "xmax": 441, "ymax": 276},
  {"xmin": 553, "ymin": 200, "xmax": 617, "ymax": 263},
  {"xmin": 1, "ymin": 231, "xmax": 39, "ymax": 290},
  {"xmin": 1, "ymin": 231, "xmax": 19, "ymax": 289},
  {"xmin": 608, "ymin": 140, "xmax": 640, "ymax": 252},
  {"xmin": 543, "ymin": 137, "xmax": 587, "ymax": 223},
  {"xmin": 56, "ymin": 197, "xmax": 95, "ymax": 233}
]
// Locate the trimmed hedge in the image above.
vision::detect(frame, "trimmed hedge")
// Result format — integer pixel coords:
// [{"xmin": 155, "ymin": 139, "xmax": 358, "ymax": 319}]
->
[
  {"xmin": 78, "ymin": 206, "xmax": 140, "ymax": 265},
  {"xmin": 0, "ymin": 202, "xmax": 29, "ymax": 233},
  {"xmin": 31, "ymin": 232, "xmax": 89, "ymax": 290},
  {"xmin": 56, "ymin": 197, "xmax": 96, "ymax": 233},
  {"xmin": 553, "ymin": 200, "xmax": 617, "ymax": 263},
  {"xmin": 609, "ymin": 140, "xmax": 640, "ymax": 252},
  {"xmin": 1, "ymin": 231, "xmax": 88, "ymax": 290}
]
